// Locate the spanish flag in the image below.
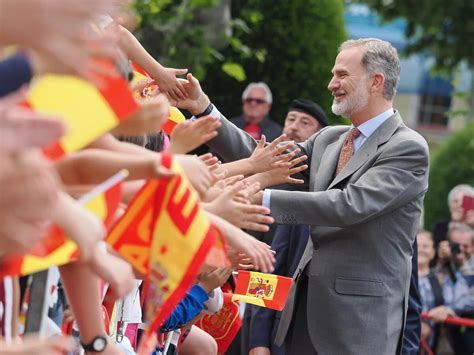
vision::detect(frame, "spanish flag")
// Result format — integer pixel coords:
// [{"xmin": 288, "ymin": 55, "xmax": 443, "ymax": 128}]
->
[
  {"xmin": 196, "ymin": 284, "xmax": 241, "ymax": 354},
  {"xmin": 106, "ymin": 154, "xmax": 216, "ymax": 352},
  {"xmin": 231, "ymin": 271, "xmax": 293, "ymax": 311},
  {"xmin": 0, "ymin": 178, "xmax": 123, "ymax": 277},
  {"xmin": 27, "ymin": 64, "xmax": 138, "ymax": 160},
  {"xmin": 131, "ymin": 63, "xmax": 185, "ymax": 134},
  {"xmin": 131, "ymin": 62, "xmax": 154, "ymax": 99}
]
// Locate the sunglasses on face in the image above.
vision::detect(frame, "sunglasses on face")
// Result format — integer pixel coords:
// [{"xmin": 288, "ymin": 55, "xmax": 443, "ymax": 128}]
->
[{"xmin": 244, "ymin": 97, "xmax": 267, "ymax": 105}]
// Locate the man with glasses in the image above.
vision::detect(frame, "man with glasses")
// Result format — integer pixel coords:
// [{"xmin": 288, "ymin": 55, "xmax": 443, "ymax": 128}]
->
[{"xmin": 231, "ymin": 82, "xmax": 282, "ymax": 141}]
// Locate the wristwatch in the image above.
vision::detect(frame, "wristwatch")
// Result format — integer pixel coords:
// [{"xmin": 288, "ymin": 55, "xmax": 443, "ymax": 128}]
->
[
  {"xmin": 81, "ymin": 335, "xmax": 108, "ymax": 353},
  {"xmin": 195, "ymin": 102, "xmax": 214, "ymax": 118}
]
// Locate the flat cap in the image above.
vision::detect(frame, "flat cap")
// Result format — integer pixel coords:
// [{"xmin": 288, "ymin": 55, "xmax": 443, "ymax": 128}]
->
[{"xmin": 288, "ymin": 98, "xmax": 328, "ymax": 127}]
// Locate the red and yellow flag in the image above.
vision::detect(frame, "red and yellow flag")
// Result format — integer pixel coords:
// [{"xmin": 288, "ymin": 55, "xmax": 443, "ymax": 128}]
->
[
  {"xmin": 26, "ymin": 63, "xmax": 138, "ymax": 160},
  {"xmin": 106, "ymin": 154, "xmax": 216, "ymax": 352},
  {"xmin": 161, "ymin": 107, "xmax": 185, "ymax": 135},
  {"xmin": 196, "ymin": 285, "xmax": 241, "ymax": 354},
  {"xmin": 130, "ymin": 63, "xmax": 185, "ymax": 134},
  {"xmin": 231, "ymin": 271, "xmax": 293, "ymax": 311},
  {"xmin": 0, "ymin": 181, "xmax": 122, "ymax": 277}
]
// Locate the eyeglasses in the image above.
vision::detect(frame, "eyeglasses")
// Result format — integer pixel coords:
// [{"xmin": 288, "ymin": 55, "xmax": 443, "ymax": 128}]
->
[{"xmin": 244, "ymin": 97, "xmax": 267, "ymax": 105}]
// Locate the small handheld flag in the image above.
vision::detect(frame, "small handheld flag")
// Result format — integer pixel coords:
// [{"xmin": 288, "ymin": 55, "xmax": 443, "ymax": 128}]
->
[{"xmin": 231, "ymin": 271, "xmax": 293, "ymax": 311}]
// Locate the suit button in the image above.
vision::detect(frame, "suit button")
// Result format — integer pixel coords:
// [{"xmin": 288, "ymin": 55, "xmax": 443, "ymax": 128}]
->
[{"xmin": 313, "ymin": 241, "xmax": 320, "ymax": 250}]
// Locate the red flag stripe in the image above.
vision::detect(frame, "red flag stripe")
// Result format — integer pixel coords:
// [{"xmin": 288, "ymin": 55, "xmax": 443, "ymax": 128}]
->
[{"xmin": 98, "ymin": 69, "xmax": 138, "ymax": 121}]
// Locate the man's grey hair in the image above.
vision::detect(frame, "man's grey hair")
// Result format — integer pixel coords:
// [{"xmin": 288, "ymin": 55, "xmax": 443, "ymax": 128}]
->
[
  {"xmin": 242, "ymin": 82, "xmax": 273, "ymax": 104},
  {"xmin": 448, "ymin": 184, "xmax": 474, "ymax": 207},
  {"xmin": 339, "ymin": 38, "xmax": 400, "ymax": 100},
  {"xmin": 448, "ymin": 222, "xmax": 474, "ymax": 242}
]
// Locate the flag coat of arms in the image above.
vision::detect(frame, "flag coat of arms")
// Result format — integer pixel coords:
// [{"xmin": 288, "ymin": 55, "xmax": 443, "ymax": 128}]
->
[
  {"xmin": 130, "ymin": 63, "xmax": 185, "ymax": 134},
  {"xmin": 232, "ymin": 271, "xmax": 293, "ymax": 311},
  {"xmin": 196, "ymin": 285, "xmax": 241, "ymax": 354}
]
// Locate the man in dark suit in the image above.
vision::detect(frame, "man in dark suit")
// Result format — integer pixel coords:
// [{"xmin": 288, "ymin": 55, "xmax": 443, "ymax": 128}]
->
[{"xmin": 231, "ymin": 82, "xmax": 282, "ymax": 142}]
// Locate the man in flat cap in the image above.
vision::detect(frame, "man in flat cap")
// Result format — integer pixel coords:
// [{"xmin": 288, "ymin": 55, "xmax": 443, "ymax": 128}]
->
[{"xmin": 282, "ymin": 99, "xmax": 328, "ymax": 142}]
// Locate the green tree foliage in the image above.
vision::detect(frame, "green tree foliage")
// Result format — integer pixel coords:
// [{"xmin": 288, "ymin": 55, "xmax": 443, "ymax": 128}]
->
[
  {"xmin": 133, "ymin": 0, "xmax": 225, "ymax": 79},
  {"xmin": 356, "ymin": 0, "xmax": 474, "ymax": 72},
  {"xmin": 424, "ymin": 123, "xmax": 474, "ymax": 230},
  {"xmin": 202, "ymin": 0, "xmax": 347, "ymax": 123}
]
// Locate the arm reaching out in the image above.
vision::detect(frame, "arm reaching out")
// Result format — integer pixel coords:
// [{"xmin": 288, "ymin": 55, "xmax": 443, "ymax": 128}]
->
[
  {"xmin": 110, "ymin": 23, "xmax": 187, "ymax": 100},
  {"xmin": 55, "ymin": 148, "xmax": 174, "ymax": 185},
  {"xmin": 202, "ymin": 181, "xmax": 274, "ymax": 232},
  {"xmin": 205, "ymin": 212, "xmax": 275, "ymax": 273},
  {"xmin": 168, "ymin": 116, "xmax": 221, "ymax": 154},
  {"xmin": 245, "ymin": 149, "xmax": 308, "ymax": 189}
]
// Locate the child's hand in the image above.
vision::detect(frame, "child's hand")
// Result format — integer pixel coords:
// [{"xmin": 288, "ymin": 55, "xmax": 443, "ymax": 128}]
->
[
  {"xmin": 89, "ymin": 249, "xmax": 135, "ymax": 300},
  {"xmin": 175, "ymin": 154, "xmax": 216, "ymax": 198},
  {"xmin": 198, "ymin": 153, "xmax": 221, "ymax": 171},
  {"xmin": 227, "ymin": 249, "xmax": 254, "ymax": 270},
  {"xmin": 198, "ymin": 267, "xmax": 232, "ymax": 293},
  {"xmin": 255, "ymin": 151, "xmax": 308, "ymax": 188},
  {"xmin": 113, "ymin": 94, "xmax": 170, "ymax": 136},
  {"xmin": 204, "ymin": 181, "xmax": 274, "ymax": 232},
  {"xmin": 168, "ymin": 116, "xmax": 221, "ymax": 154},
  {"xmin": 154, "ymin": 67, "xmax": 188, "ymax": 101},
  {"xmin": 249, "ymin": 134, "xmax": 296, "ymax": 174}
]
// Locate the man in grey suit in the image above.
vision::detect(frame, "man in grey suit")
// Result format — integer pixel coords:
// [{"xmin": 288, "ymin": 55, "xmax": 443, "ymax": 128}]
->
[{"xmin": 175, "ymin": 38, "xmax": 429, "ymax": 354}]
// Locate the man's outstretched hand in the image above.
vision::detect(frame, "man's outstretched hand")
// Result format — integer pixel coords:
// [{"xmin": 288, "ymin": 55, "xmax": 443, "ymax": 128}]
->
[{"xmin": 169, "ymin": 73, "xmax": 210, "ymax": 115}]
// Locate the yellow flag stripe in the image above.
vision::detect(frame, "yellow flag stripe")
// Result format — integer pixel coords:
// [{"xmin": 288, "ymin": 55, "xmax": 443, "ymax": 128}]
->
[
  {"xmin": 29, "ymin": 75, "xmax": 119, "ymax": 152},
  {"xmin": 20, "ymin": 240, "xmax": 78, "ymax": 275},
  {"xmin": 231, "ymin": 294, "xmax": 266, "ymax": 307}
]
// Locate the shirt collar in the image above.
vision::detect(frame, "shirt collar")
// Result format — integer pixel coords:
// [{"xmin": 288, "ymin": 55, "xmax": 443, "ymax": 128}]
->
[{"xmin": 354, "ymin": 108, "xmax": 394, "ymax": 139}]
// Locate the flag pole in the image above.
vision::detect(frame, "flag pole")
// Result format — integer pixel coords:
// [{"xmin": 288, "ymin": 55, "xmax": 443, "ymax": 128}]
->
[{"xmin": 77, "ymin": 169, "xmax": 129, "ymax": 204}]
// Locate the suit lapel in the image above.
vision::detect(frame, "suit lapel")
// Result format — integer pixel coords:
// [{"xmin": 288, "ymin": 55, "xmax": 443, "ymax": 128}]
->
[
  {"xmin": 327, "ymin": 112, "xmax": 404, "ymax": 190},
  {"xmin": 314, "ymin": 130, "xmax": 348, "ymax": 190}
]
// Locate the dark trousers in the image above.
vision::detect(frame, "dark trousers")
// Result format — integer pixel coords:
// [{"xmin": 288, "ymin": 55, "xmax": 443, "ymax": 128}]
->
[{"xmin": 286, "ymin": 273, "xmax": 317, "ymax": 355}]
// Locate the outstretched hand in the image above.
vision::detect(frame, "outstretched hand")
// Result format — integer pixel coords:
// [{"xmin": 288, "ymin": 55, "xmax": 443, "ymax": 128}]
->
[
  {"xmin": 249, "ymin": 149, "xmax": 308, "ymax": 188},
  {"xmin": 0, "ymin": 0, "xmax": 127, "ymax": 82},
  {"xmin": 175, "ymin": 154, "xmax": 216, "ymax": 198},
  {"xmin": 204, "ymin": 181, "xmax": 273, "ymax": 232},
  {"xmin": 154, "ymin": 67, "xmax": 188, "ymax": 101},
  {"xmin": 168, "ymin": 73, "xmax": 210, "ymax": 115},
  {"xmin": 112, "ymin": 94, "xmax": 170, "ymax": 136},
  {"xmin": 168, "ymin": 116, "xmax": 221, "ymax": 154},
  {"xmin": 249, "ymin": 134, "xmax": 296, "ymax": 174}
]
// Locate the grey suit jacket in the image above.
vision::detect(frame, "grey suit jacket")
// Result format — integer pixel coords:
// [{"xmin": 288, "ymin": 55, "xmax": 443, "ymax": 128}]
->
[{"xmin": 207, "ymin": 112, "xmax": 429, "ymax": 355}]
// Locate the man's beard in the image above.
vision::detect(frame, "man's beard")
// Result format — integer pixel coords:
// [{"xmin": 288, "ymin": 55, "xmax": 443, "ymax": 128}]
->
[{"xmin": 331, "ymin": 78, "xmax": 369, "ymax": 118}]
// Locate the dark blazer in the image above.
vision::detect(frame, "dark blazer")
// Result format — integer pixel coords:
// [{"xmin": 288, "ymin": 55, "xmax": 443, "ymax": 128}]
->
[
  {"xmin": 402, "ymin": 240, "xmax": 422, "ymax": 355},
  {"xmin": 230, "ymin": 115, "xmax": 282, "ymax": 142},
  {"xmin": 247, "ymin": 225, "xmax": 310, "ymax": 354}
]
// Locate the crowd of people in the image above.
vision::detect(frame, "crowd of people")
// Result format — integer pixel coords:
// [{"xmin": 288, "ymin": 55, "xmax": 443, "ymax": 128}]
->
[
  {"xmin": 416, "ymin": 185, "xmax": 474, "ymax": 354},
  {"xmin": 0, "ymin": 1, "xmax": 473, "ymax": 355}
]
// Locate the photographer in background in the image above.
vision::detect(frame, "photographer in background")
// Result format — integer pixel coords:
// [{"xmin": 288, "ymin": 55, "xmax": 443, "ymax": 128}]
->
[
  {"xmin": 432, "ymin": 184, "xmax": 474, "ymax": 249},
  {"xmin": 436, "ymin": 223, "xmax": 474, "ymax": 353}
]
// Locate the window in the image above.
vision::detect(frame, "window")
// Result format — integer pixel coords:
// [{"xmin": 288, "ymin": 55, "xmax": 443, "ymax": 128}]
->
[{"xmin": 417, "ymin": 94, "xmax": 451, "ymax": 128}]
